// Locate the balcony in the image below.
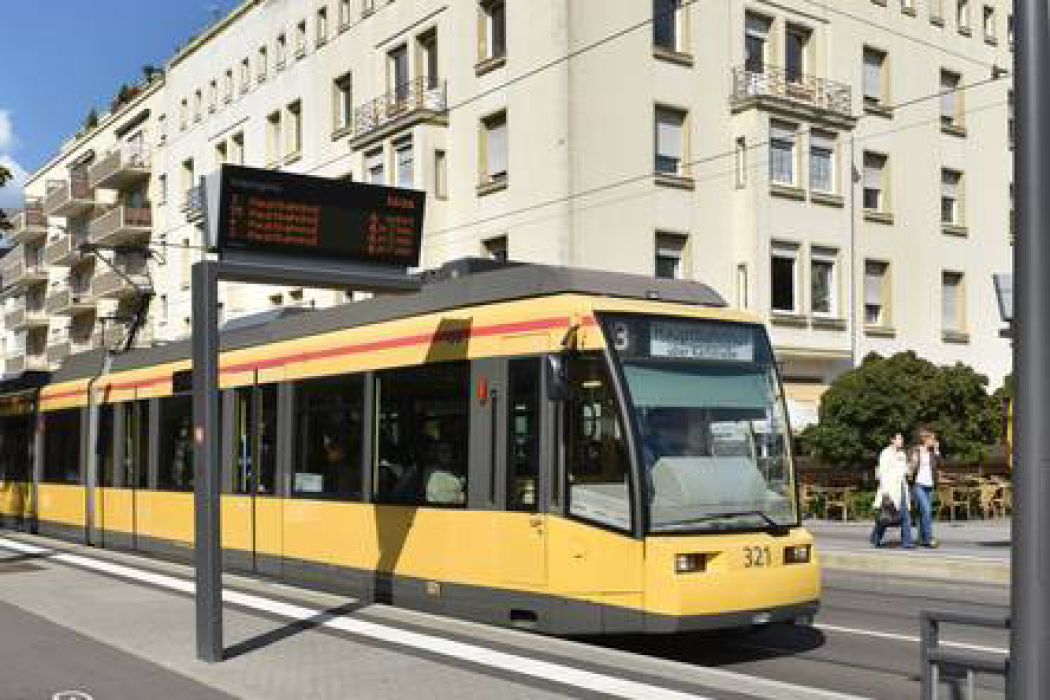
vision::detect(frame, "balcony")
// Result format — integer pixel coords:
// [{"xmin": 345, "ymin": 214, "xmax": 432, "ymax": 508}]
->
[
  {"xmin": 2, "ymin": 246, "xmax": 48, "ymax": 289},
  {"xmin": 43, "ymin": 232, "xmax": 89, "ymax": 267},
  {"xmin": 92, "ymin": 261, "xmax": 151, "ymax": 300},
  {"xmin": 46, "ymin": 340, "xmax": 71, "ymax": 366},
  {"xmin": 730, "ymin": 65, "xmax": 856, "ymax": 128},
  {"xmin": 88, "ymin": 143, "xmax": 151, "ymax": 191},
  {"xmin": 45, "ymin": 283, "xmax": 95, "ymax": 316},
  {"xmin": 349, "ymin": 77, "xmax": 447, "ymax": 150},
  {"xmin": 5, "ymin": 300, "xmax": 49, "ymax": 330},
  {"xmin": 88, "ymin": 205, "xmax": 152, "ymax": 246},
  {"xmin": 5, "ymin": 354, "xmax": 49, "ymax": 375},
  {"xmin": 42, "ymin": 172, "xmax": 94, "ymax": 218},
  {"xmin": 9, "ymin": 200, "xmax": 48, "ymax": 245}
]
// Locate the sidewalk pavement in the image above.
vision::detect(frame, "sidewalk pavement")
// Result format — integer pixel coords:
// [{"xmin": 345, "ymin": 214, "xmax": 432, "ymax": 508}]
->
[{"xmin": 807, "ymin": 517, "xmax": 1011, "ymax": 585}]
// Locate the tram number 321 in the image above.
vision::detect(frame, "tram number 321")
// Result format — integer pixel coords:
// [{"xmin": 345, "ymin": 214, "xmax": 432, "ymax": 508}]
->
[{"xmin": 743, "ymin": 546, "xmax": 772, "ymax": 568}]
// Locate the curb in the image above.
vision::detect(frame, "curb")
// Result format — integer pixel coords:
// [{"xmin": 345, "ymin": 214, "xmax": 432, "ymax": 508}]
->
[{"xmin": 819, "ymin": 550, "xmax": 1009, "ymax": 585}]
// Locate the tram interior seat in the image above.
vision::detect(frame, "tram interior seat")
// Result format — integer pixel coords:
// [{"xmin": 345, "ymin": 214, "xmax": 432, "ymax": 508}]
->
[
  {"xmin": 569, "ymin": 483, "xmax": 630, "ymax": 530},
  {"xmin": 650, "ymin": 456, "xmax": 771, "ymax": 518}
]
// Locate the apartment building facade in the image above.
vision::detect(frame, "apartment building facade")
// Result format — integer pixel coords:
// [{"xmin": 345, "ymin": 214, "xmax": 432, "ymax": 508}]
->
[{"xmin": 2, "ymin": 0, "xmax": 1014, "ymax": 425}]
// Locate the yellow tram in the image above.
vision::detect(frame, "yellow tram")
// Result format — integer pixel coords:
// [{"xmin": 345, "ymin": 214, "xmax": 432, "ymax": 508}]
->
[{"xmin": 0, "ymin": 261, "xmax": 818, "ymax": 634}]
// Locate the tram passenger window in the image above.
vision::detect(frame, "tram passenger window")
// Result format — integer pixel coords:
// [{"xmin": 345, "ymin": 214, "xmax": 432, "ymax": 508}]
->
[
  {"xmin": 373, "ymin": 362, "xmax": 470, "ymax": 507},
  {"xmin": 232, "ymin": 385, "xmax": 278, "ymax": 495},
  {"xmin": 158, "ymin": 394, "xmax": 195, "ymax": 491},
  {"xmin": 507, "ymin": 358, "xmax": 540, "ymax": 512},
  {"xmin": 97, "ymin": 405, "xmax": 115, "ymax": 487},
  {"xmin": 43, "ymin": 409, "xmax": 82, "ymax": 485},
  {"xmin": 121, "ymin": 401, "xmax": 150, "ymax": 489},
  {"xmin": 0, "ymin": 415, "xmax": 32, "ymax": 483},
  {"xmin": 293, "ymin": 375, "xmax": 363, "ymax": 500},
  {"xmin": 565, "ymin": 356, "xmax": 632, "ymax": 531}
]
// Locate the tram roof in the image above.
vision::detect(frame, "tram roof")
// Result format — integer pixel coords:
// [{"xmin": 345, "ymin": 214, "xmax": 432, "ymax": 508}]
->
[{"xmin": 52, "ymin": 260, "xmax": 727, "ymax": 381}]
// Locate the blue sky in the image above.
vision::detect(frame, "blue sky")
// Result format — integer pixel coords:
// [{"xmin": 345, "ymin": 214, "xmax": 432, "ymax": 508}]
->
[{"xmin": 0, "ymin": 1, "xmax": 237, "ymax": 208}]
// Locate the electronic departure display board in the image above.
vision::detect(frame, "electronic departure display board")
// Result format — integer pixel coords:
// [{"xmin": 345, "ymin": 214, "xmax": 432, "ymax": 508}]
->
[{"xmin": 214, "ymin": 164, "xmax": 425, "ymax": 268}]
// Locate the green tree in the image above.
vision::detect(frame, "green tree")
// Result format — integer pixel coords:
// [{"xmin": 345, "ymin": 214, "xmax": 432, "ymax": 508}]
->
[{"xmin": 807, "ymin": 351, "xmax": 1001, "ymax": 468}]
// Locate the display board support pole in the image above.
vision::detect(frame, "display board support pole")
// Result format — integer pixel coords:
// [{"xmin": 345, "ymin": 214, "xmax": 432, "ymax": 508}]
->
[{"xmin": 191, "ymin": 259, "xmax": 419, "ymax": 663}]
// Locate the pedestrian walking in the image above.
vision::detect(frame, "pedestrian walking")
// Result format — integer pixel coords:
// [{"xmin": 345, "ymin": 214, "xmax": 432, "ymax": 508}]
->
[
  {"xmin": 871, "ymin": 432, "xmax": 914, "ymax": 548},
  {"xmin": 909, "ymin": 427, "xmax": 941, "ymax": 548}
]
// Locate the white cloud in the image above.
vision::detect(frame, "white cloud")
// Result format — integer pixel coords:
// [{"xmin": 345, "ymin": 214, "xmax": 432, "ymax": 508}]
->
[{"xmin": 0, "ymin": 110, "xmax": 27, "ymax": 210}]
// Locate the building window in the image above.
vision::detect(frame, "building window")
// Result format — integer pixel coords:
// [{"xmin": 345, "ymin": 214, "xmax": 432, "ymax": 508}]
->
[
  {"xmin": 785, "ymin": 24, "xmax": 810, "ymax": 82},
  {"xmin": 957, "ymin": 0, "xmax": 971, "ymax": 31},
  {"xmin": 292, "ymin": 376, "xmax": 363, "ymax": 500},
  {"xmin": 224, "ymin": 69, "xmax": 233, "ymax": 102},
  {"xmin": 434, "ymin": 149, "xmax": 447, "ymax": 199},
  {"xmin": 481, "ymin": 110, "xmax": 508, "ymax": 185},
  {"xmin": 863, "ymin": 152, "xmax": 888, "ymax": 212},
  {"xmin": 480, "ymin": 0, "xmax": 507, "ymax": 62},
  {"xmin": 181, "ymin": 159, "xmax": 195, "ymax": 206},
  {"xmin": 241, "ymin": 58, "xmax": 251, "ymax": 93},
  {"xmin": 366, "ymin": 148, "xmax": 385, "ymax": 184},
  {"xmin": 901, "ymin": 0, "xmax": 915, "ymax": 13},
  {"xmin": 394, "ymin": 139, "xmax": 414, "ymax": 188},
  {"xmin": 296, "ymin": 19, "xmax": 307, "ymax": 57},
  {"xmin": 482, "ymin": 235, "xmax": 508, "ymax": 261},
  {"xmin": 194, "ymin": 90, "xmax": 202, "ymax": 122},
  {"xmin": 333, "ymin": 72, "xmax": 353, "ymax": 133},
  {"xmin": 389, "ymin": 44, "xmax": 409, "ymax": 100},
  {"xmin": 215, "ymin": 140, "xmax": 228, "ymax": 168},
  {"xmin": 769, "ymin": 121, "xmax": 797, "ymax": 186},
  {"xmin": 157, "ymin": 173, "xmax": 167, "ymax": 204},
  {"xmin": 941, "ymin": 169, "xmax": 964, "ymax": 225},
  {"xmin": 810, "ymin": 248, "xmax": 837, "ymax": 317},
  {"xmin": 942, "ymin": 271, "xmax": 965, "ymax": 333},
  {"xmin": 179, "ymin": 98, "xmax": 188, "ymax": 130},
  {"xmin": 231, "ymin": 132, "xmax": 244, "ymax": 165},
  {"xmin": 258, "ymin": 46, "xmax": 268, "ymax": 82},
  {"xmin": 654, "ymin": 232, "xmax": 688, "ymax": 279},
  {"xmin": 286, "ymin": 100, "xmax": 302, "ymax": 157},
  {"xmin": 983, "ymin": 5, "xmax": 996, "ymax": 40},
  {"xmin": 158, "ymin": 114, "xmax": 167, "ymax": 143},
  {"xmin": 208, "ymin": 80, "xmax": 218, "ymax": 112},
  {"xmin": 734, "ymin": 136, "xmax": 747, "ymax": 188},
  {"xmin": 736, "ymin": 263, "xmax": 749, "ymax": 309},
  {"xmin": 1008, "ymin": 14, "xmax": 1015, "ymax": 47},
  {"xmin": 770, "ymin": 243, "xmax": 798, "ymax": 313},
  {"xmin": 864, "ymin": 261, "xmax": 890, "ymax": 326},
  {"xmin": 276, "ymin": 33, "xmax": 287, "ymax": 68},
  {"xmin": 863, "ymin": 47, "xmax": 888, "ymax": 109},
  {"xmin": 317, "ymin": 6, "xmax": 329, "ymax": 46},
  {"xmin": 266, "ymin": 110, "xmax": 281, "ymax": 165},
  {"xmin": 940, "ymin": 70, "xmax": 964, "ymax": 130},
  {"xmin": 653, "ymin": 0, "xmax": 685, "ymax": 54},
  {"xmin": 931, "ymin": 0, "xmax": 945, "ymax": 22},
  {"xmin": 809, "ymin": 131, "xmax": 836, "ymax": 193},
  {"xmin": 744, "ymin": 13, "xmax": 771, "ymax": 74},
  {"xmin": 339, "ymin": 0, "xmax": 351, "ymax": 27},
  {"xmin": 654, "ymin": 105, "xmax": 686, "ymax": 176},
  {"xmin": 418, "ymin": 30, "xmax": 439, "ymax": 89}
]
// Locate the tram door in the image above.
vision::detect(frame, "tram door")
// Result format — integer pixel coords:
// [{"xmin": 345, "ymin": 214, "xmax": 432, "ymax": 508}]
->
[
  {"xmin": 228, "ymin": 382, "xmax": 281, "ymax": 575},
  {"xmin": 98, "ymin": 399, "xmax": 148, "ymax": 549},
  {"xmin": 492, "ymin": 357, "xmax": 547, "ymax": 586}
]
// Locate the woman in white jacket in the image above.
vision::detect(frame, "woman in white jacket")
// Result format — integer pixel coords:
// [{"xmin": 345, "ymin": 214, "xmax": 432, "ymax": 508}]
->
[{"xmin": 869, "ymin": 432, "xmax": 914, "ymax": 548}]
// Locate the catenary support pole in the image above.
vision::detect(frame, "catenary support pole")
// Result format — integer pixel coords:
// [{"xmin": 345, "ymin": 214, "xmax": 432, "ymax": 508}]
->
[
  {"xmin": 1011, "ymin": 0, "xmax": 1050, "ymax": 696},
  {"xmin": 192, "ymin": 260, "xmax": 223, "ymax": 662}
]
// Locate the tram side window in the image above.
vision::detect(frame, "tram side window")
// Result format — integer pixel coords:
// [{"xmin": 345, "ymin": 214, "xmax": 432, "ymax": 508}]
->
[
  {"xmin": 43, "ymin": 409, "xmax": 82, "ymax": 485},
  {"xmin": 0, "ymin": 415, "xmax": 32, "ymax": 483},
  {"xmin": 97, "ymin": 405, "xmax": 115, "ymax": 487},
  {"xmin": 566, "ymin": 356, "xmax": 633, "ymax": 531},
  {"xmin": 374, "ymin": 362, "xmax": 470, "ymax": 507},
  {"xmin": 121, "ymin": 401, "xmax": 150, "ymax": 489},
  {"xmin": 158, "ymin": 394, "xmax": 195, "ymax": 491},
  {"xmin": 292, "ymin": 376, "xmax": 363, "ymax": 500},
  {"xmin": 233, "ymin": 385, "xmax": 278, "ymax": 495},
  {"xmin": 508, "ymin": 358, "xmax": 541, "ymax": 511}
]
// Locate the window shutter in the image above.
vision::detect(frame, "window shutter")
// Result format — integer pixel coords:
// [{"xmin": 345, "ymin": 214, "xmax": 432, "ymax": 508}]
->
[{"xmin": 488, "ymin": 119, "xmax": 508, "ymax": 177}]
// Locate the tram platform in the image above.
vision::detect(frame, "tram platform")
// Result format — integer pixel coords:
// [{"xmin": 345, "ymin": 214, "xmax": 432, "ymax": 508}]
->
[
  {"xmin": 0, "ymin": 531, "xmax": 865, "ymax": 700},
  {"xmin": 807, "ymin": 517, "xmax": 1011, "ymax": 585}
]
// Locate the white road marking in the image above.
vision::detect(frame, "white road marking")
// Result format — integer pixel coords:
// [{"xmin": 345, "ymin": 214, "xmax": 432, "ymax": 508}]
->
[
  {"xmin": 0, "ymin": 536, "xmax": 864, "ymax": 700},
  {"xmin": 816, "ymin": 623, "xmax": 1009, "ymax": 655}
]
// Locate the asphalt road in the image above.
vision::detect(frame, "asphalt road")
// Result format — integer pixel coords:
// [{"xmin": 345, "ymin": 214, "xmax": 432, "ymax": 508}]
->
[{"xmin": 595, "ymin": 570, "xmax": 1009, "ymax": 699}]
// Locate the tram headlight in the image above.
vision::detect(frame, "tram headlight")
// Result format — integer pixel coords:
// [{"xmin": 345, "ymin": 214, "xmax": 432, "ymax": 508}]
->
[
  {"xmin": 783, "ymin": 545, "xmax": 811, "ymax": 564},
  {"xmin": 674, "ymin": 553, "xmax": 706, "ymax": 574}
]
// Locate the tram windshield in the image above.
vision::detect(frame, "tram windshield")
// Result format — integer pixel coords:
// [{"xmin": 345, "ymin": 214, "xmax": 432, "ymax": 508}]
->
[{"xmin": 602, "ymin": 315, "xmax": 798, "ymax": 533}]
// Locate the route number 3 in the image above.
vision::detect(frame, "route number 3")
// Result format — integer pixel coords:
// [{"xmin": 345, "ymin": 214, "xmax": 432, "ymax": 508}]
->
[{"xmin": 743, "ymin": 546, "xmax": 772, "ymax": 568}]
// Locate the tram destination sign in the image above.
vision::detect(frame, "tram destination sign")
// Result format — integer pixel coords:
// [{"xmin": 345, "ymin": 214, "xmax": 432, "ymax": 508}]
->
[{"xmin": 210, "ymin": 164, "xmax": 425, "ymax": 267}]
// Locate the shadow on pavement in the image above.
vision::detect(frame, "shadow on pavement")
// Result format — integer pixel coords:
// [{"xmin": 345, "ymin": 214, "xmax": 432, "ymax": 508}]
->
[
  {"xmin": 0, "ymin": 552, "xmax": 57, "ymax": 564},
  {"xmin": 223, "ymin": 602, "xmax": 364, "ymax": 660}
]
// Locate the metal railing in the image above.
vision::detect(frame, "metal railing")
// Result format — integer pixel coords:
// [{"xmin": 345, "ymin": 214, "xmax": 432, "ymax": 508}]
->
[
  {"xmin": 731, "ymin": 65, "xmax": 853, "ymax": 118},
  {"xmin": 12, "ymin": 199, "xmax": 46, "ymax": 231},
  {"xmin": 351, "ymin": 76, "xmax": 446, "ymax": 139},
  {"xmin": 920, "ymin": 610, "xmax": 1009, "ymax": 700},
  {"xmin": 89, "ymin": 143, "xmax": 152, "ymax": 188}
]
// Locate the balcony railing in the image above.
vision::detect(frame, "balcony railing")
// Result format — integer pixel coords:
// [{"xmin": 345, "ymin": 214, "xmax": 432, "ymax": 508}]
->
[
  {"xmin": 88, "ymin": 205, "xmax": 152, "ymax": 246},
  {"xmin": 43, "ymin": 169, "xmax": 94, "ymax": 218},
  {"xmin": 10, "ymin": 200, "xmax": 47, "ymax": 244},
  {"xmin": 350, "ymin": 76, "xmax": 447, "ymax": 143},
  {"xmin": 730, "ymin": 65, "xmax": 853, "ymax": 121},
  {"xmin": 43, "ymin": 233, "xmax": 88, "ymax": 267},
  {"xmin": 5, "ymin": 299, "xmax": 49, "ymax": 330},
  {"xmin": 46, "ymin": 340, "xmax": 71, "ymax": 366},
  {"xmin": 2, "ymin": 246, "xmax": 48, "ymax": 289},
  {"xmin": 92, "ymin": 260, "xmax": 151, "ymax": 299},
  {"xmin": 45, "ymin": 282, "xmax": 95, "ymax": 316},
  {"xmin": 6, "ymin": 354, "xmax": 49, "ymax": 375},
  {"xmin": 88, "ymin": 143, "xmax": 152, "ymax": 190}
]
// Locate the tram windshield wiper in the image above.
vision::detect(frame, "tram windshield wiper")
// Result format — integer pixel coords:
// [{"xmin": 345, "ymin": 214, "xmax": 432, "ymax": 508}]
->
[{"xmin": 656, "ymin": 510, "xmax": 790, "ymax": 534}]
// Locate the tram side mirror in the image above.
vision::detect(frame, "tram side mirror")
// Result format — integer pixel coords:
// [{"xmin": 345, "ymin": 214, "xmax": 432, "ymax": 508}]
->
[{"xmin": 545, "ymin": 354, "xmax": 569, "ymax": 402}]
